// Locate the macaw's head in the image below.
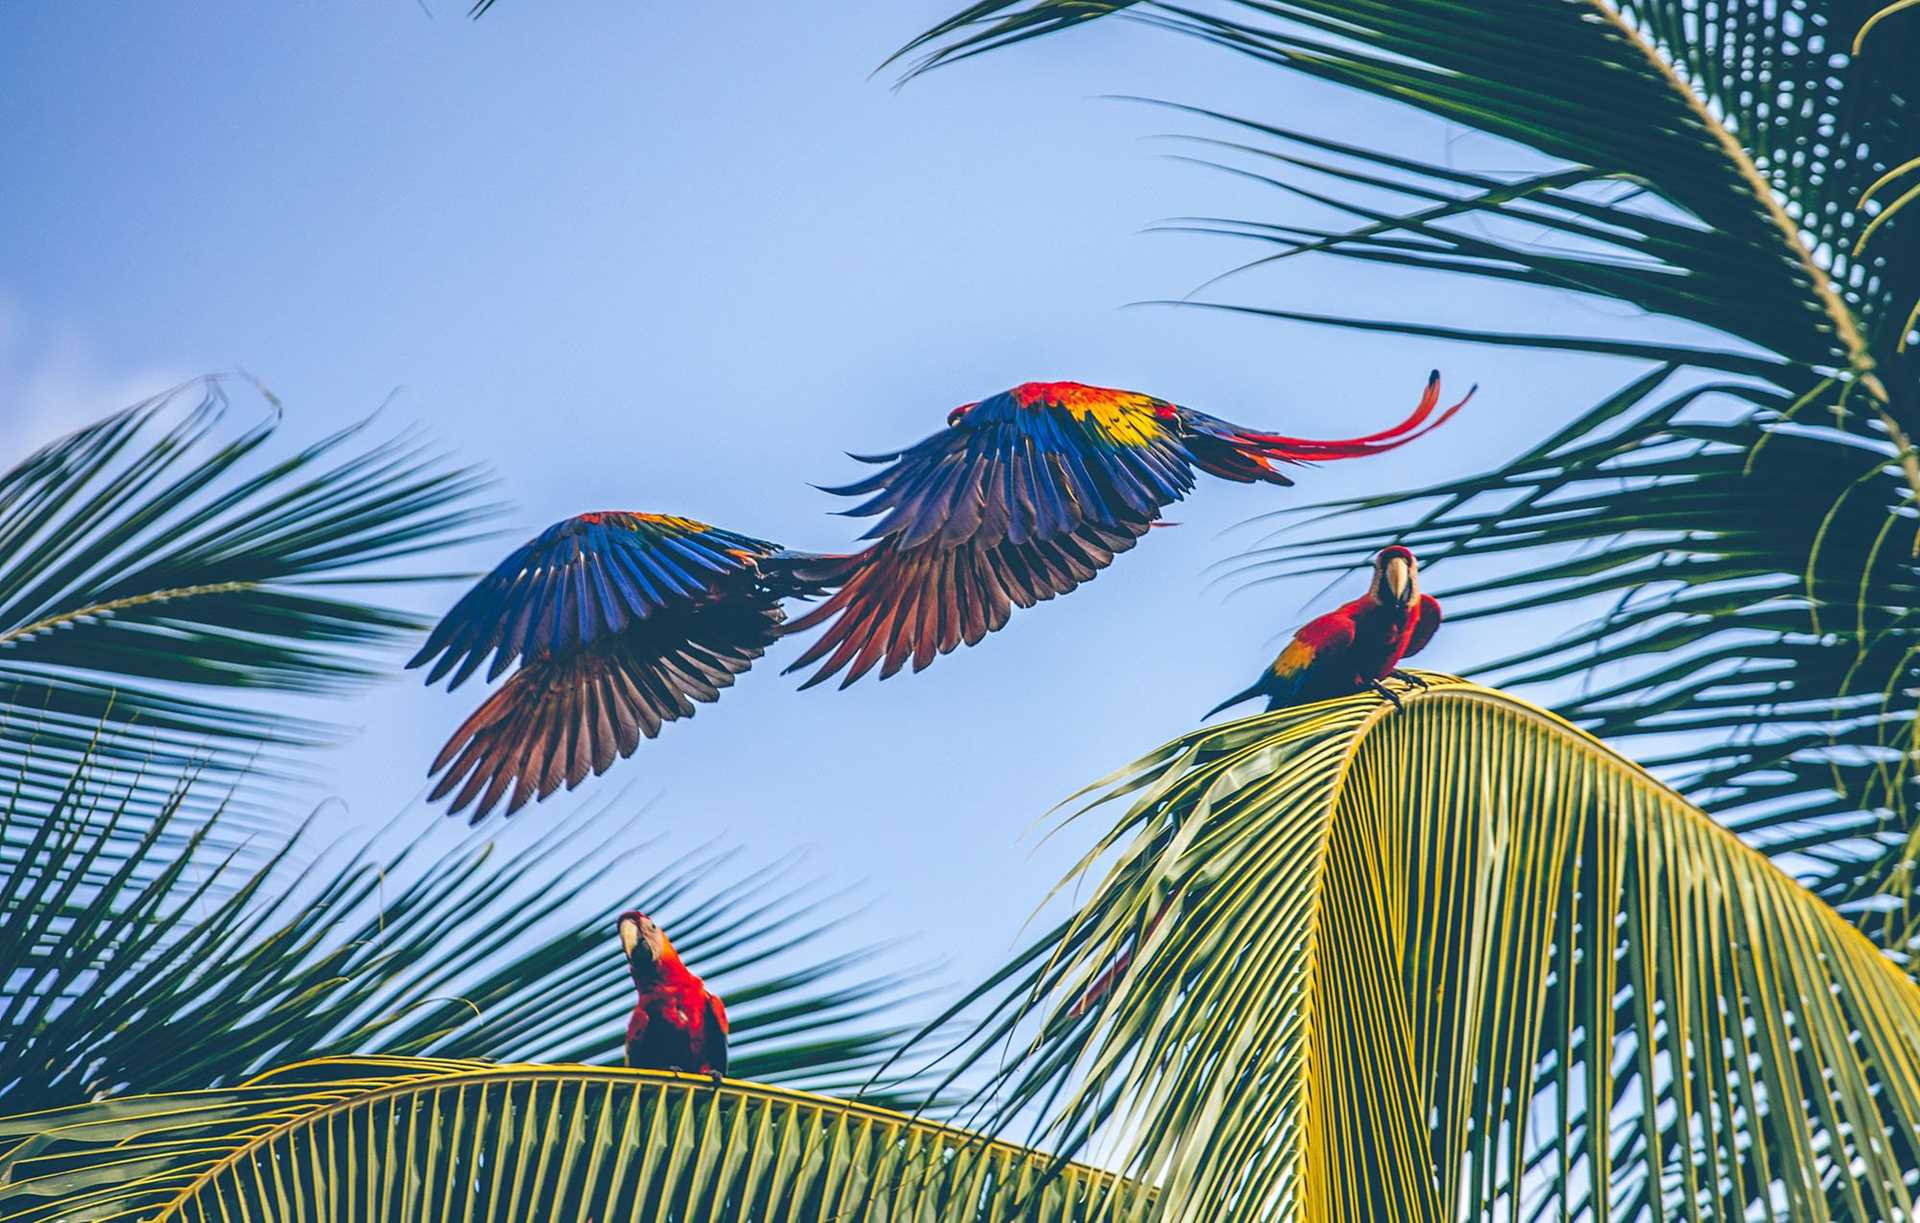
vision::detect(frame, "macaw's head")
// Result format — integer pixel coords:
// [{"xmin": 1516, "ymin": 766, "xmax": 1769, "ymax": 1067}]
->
[
  {"xmin": 617, "ymin": 911, "xmax": 676, "ymax": 980},
  {"xmin": 1370, "ymin": 545, "xmax": 1420, "ymax": 609},
  {"xmin": 946, "ymin": 400, "xmax": 979, "ymax": 427}
]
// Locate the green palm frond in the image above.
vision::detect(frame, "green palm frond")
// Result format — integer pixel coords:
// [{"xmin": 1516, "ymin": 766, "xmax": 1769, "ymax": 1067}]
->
[
  {"xmin": 897, "ymin": 0, "xmax": 1920, "ymax": 937},
  {"xmin": 891, "ymin": 677, "xmax": 1920, "ymax": 1220},
  {"xmin": 0, "ymin": 377, "xmax": 499, "ymax": 813},
  {"xmin": 0, "ymin": 750, "xmax": 929, "ymax": 1117},
  {"xmin": 0, "ymin": 1058, "xmax": 1148, "ymax": 1221}
]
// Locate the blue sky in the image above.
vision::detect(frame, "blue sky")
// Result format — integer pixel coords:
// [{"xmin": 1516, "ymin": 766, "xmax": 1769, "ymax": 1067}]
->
[{"xmin": 0, "ymin": 3, "xmax": 1646, "ymax": 1007}]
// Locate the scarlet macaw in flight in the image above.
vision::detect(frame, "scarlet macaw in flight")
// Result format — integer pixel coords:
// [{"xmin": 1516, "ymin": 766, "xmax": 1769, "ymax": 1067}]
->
[
  {"xmin": 785, "ymin": 372, "xmax": 1469, "ymax": 688},
  {"xmin": 1207, "ymin": 544, "xmax": 1441, "ymax": 718},
  {"xmin": 618, "ymin": 911, "xmax": 728, "ymax": 1082},
  {"xmin": 410, "ymin": 373, "xmax": 1470, "ymax": 819}
]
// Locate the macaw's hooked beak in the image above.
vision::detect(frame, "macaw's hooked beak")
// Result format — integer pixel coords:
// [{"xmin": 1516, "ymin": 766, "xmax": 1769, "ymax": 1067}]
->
[{"xmin": 1383, "ymin": 555, "xmax": 1413, "ymax": 603}]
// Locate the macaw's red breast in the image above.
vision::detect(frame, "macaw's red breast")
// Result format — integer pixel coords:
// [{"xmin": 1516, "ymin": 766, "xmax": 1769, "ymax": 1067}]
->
[
  {"xmin": 1342, "ymin": 595, "xmax": 1422, "ymax": 680},
  {"xmin": 627, "ymin": 969, "xmax": 729, "ymax": 1076}
]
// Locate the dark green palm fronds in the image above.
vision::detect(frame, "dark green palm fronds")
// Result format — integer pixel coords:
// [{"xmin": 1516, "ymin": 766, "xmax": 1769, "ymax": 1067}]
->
[
  {"xmin": 0, "ymin": 377, "xmax": 499, "ymax": 814},
  {"xmin": 0, "ymin": 749, "xmax": 931, "ymax": 1117},
  {"xmin": 897, "ymin": 0, "xmax": 1920, "ymax": 937}
]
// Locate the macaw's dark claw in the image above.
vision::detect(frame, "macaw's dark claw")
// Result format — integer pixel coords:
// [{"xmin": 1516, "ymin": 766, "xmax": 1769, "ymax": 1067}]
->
[
  {"xmin": 1390, "ymin": 669, "xmax": 1429, "ymax": 689},
  {"xmin": 1369, "ymin": 679, "xmax": 1405, "ymax": 711}
]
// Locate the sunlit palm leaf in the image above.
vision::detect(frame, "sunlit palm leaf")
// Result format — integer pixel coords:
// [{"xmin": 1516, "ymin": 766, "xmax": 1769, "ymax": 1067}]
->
[
  {"xmin": 0, "ymin": 377, "xmax": 498, "ymax": 814},
  {"xmin": 0, "ymin": 1058, "xmax": 1149, "ymax": 1221},
  {"xmin": 890, "ymin": 677, "xmax": 1920, "ymax": 1220},
  {"xmin": 898, "ymin": 0, "xmax": 1920, "ymax": 939},
  {"xmin": 0, "ymin": 750, "xmax": 929, "ymax": 1117}
]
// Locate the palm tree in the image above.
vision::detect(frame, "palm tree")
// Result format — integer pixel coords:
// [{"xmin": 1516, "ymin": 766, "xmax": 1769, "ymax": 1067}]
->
[
  {"xmin": 0, "ymin": 376, "xmax": 496, "ymax": 816},
  {"xmin": 892, "ymin": 0, "xmax": 1920, "ymax": 947},
  {"xmin": 888, "ymin": 679, "xmax": 1920, "ymax": 1219}
]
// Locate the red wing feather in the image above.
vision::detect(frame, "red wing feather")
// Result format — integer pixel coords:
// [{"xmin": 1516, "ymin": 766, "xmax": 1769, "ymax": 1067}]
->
[
  {"xmin": 784, "ymin": 520, "xmax": 1149, "ymax": 689},
  {"xmin": 428, "ymin": 595, "xmax": 783, "ymax": 821},
  {"xmin": 784, "ymin": 386, "xmax": 1189, "ymax": 687}
]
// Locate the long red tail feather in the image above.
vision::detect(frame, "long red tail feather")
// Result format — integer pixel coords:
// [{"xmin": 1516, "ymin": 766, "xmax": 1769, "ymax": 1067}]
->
[{"xmin": 1239, "ymin": 369, "xmax": 1475, "ymax": 461}]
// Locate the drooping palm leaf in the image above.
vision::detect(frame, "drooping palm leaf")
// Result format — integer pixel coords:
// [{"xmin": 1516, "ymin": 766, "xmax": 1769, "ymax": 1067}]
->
[
  {"xmin": 897, "ymin": 0, "xmax": 1920, "ymax": 941},
  {"xmin": 0, "ymin": 1058, "xmax": 1150, "ymax": 1221},
  {"xmin": 0, "ymin": 377, "xmax": 498, "ymax": 814},
  {"xmin": 886, "ymin": 677, "xmax": 1920, "ymax": 1219},
  {"xmin": 0, "ymin": 749, "xmax": 931, "ymax": 1118}
]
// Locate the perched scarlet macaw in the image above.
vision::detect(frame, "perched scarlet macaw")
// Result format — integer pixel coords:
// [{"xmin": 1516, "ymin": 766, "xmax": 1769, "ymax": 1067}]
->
[
  {"xmin": 1208, "ymin": 545, "xmax": 1441, "ymax": 717},
  {"xmin": 618, "ymin": 911, "xmax": 728, "ymax": 1081},
  {"xmin": 410, "ymin": 373, "xmax": 1468, "ymax": 818},
  {"xmin": 784, "ymin": 372, "xmax": 1470, "ymax": 688}
]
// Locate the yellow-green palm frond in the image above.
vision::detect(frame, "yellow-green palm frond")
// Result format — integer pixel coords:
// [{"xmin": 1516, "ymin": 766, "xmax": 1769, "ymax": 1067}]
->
[
  {"xmin": 0, "ymin": 1057, "xmax": 1148, "ymax": 1221},
  {"xmin": 898, "ymin": 676, "xmax": 1920, "ymax": 1220}
]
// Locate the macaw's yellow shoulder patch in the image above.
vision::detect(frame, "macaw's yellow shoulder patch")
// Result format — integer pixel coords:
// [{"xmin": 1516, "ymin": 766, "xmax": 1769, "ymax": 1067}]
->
[
  {"xmin": 1010, "ymin": 381, "xmax": 1173, "ymax": 449},
  {"xmin": 629, "ymin": 513, "xmax": 717, "ymax": 537},
  {"xmin": 1271, "ymin": 638, "xmax": 1316, "ymax": 678}
]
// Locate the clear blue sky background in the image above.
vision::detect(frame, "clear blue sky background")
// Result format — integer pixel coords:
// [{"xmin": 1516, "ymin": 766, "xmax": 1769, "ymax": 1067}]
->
[{"xmin": 1, "ymin": 3, "xmax": 1650, "ymax": 1010}]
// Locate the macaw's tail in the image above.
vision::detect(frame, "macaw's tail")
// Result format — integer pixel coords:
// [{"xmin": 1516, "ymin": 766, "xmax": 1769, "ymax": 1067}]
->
[
  {"xmin": 1204, "ymin": 677, "xmax": 1270, "ymax": 720},
  {"xmin": 1191, "ymin": 370, "xmax": 1476, "ymax": 483}
]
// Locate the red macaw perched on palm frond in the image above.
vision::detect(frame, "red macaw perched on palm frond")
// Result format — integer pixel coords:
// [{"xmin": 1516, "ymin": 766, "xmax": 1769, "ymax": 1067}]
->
[
  {"xmin": 783, "ymin": 372, "xmax": 1471, "ymax": 688},
  {"xmin": 617, "ymin": 911, "xmax": 728, "ymax": 1081},
  {"xmin": 1207, "ymin": 545, "xmax": 1441, "ymax": 718},
  {"xmin": 410, "ymin": 372, "xmax": 1467, "ymax": 820}
]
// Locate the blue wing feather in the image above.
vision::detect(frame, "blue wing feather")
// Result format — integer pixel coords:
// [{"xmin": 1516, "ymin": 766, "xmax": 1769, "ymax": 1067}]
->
[{"xmin": 409, "ymin": 512, "xmax": 780, "ymax": 691}]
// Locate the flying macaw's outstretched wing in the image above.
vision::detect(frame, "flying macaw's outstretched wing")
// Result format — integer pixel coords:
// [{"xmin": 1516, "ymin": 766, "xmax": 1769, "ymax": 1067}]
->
[
  {"xmin": 426, "ymin": 595, "xmax": 785, "ymax": 820},
  {"xmin": 410, "ymin": 512, "xmax": 805, "ymax": 821},
  {"xmin": 785, "ymin": 373, "xmax": 1469, "ymax": 689}
]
